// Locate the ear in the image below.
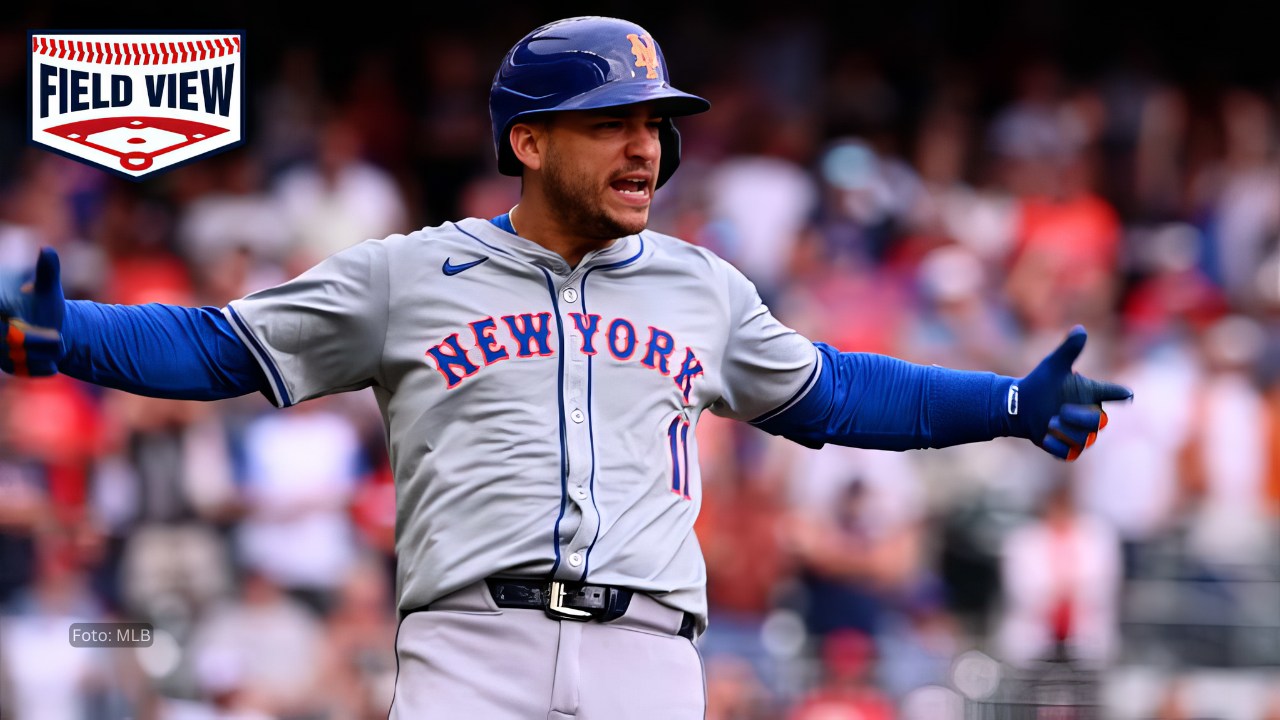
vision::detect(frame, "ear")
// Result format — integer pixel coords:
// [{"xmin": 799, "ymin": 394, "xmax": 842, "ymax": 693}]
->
[{"xmin": 509, "ymin": 121, "xmax": 546, "ymax": 173}]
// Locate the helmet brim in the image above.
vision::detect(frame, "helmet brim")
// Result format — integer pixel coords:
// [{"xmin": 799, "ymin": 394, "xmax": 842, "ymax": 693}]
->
[{"xmin": 550, "ymin": 81, "xmax": 710, "ymax": 117}]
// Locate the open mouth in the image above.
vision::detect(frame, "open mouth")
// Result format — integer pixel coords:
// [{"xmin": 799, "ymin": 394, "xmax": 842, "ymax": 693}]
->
[{"xmin": 610, "ymin": 177, "xmax": 651, "ymax": 203}]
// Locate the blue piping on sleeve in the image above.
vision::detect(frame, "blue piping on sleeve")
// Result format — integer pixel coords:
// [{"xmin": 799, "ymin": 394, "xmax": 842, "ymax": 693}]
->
[{"xmin": 224, "ymin": 304, "xmax": 293, "ymax": 407}]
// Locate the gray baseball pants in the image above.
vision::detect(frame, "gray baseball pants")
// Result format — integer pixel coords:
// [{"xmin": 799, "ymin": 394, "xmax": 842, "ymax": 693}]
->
[{"xmin": 387, "ymin": 580, "xmax": 706, "ymax": 719}]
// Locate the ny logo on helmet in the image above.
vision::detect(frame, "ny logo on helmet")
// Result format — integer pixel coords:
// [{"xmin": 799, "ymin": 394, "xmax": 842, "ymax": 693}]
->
[{"xmin": 626, "ymin": 33, "xmax": 659, "ymax": 79}]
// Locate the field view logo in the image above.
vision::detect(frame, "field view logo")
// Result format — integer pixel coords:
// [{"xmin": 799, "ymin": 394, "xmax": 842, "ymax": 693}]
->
[{"xmin": 29, "ymin": 31, "xmax": 244, "ymax": 180}]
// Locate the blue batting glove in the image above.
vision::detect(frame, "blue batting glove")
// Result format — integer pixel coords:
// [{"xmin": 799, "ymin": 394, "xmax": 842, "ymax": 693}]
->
[
  {"xmin": 0, "ymin": 247, "xmax": 67, "ymax": 377},
  {"xmin": 1002, "ymin": 325, "xmax": 1132, "ymax": 461}
]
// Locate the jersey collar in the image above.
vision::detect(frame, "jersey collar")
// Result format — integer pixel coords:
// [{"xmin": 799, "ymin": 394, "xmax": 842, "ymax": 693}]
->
[{"xmin": 455, "ymin": 217, "xmax": 642, "ymax": 275}]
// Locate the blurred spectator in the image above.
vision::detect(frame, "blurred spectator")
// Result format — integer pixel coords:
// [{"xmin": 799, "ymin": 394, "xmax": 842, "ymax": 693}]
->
[
  {"xmin": 89, "ymin": 182, "xmax": 192, "ymax": 318},
  {"xmin": 702, "ymin": 107, "xmax": 819, "ymax": 302},
  {"xmin": 1131, "ymin": 86, "xmax": 1190, "ymax": 221},
  {"xmin": 987, "ymin": 61, "xmax": 1087, "ymax": 172},
  {"xmin": 995, "ymin": 474, "xmax": 1122, "ymax": 668},
  {"xmin": 0, "ymin": 456, "xmax": 44, "ymax": 606},
  {"xmin": 188, "ymin": 569, "xmax": 327, "ymax": 719},
  {"xmin": 786, "ymin": 629, "xmax": 896, "ymax": 720},
  {"xmin": 0, "ymin": 374, "xmax": 105, "ymax": 624},
  {"xmin": 316, "ymin": 555, "xmax": 397, "ymax": 720},
  {"xmin": 0, "ymin": 154, "xmax": 78, "ymax": 272},
  {"xmin": 697, "ymin": 419, "xmax": 791, "ymax": 701},
  {"xmin": 776, "ymin": 253, "xmax": 913, "ymax": 358},
  {"xmin": 780, "ymin": 444, "xmax": 927, "ymax": 641},
  {"xmin": 1073, "ymin": 333, "xmax": 1197, "ymax": 572},
  {"xmin": 901, "ymin": 243, "xmax": 1022, "ymax": 374},
  {"xmin": 705, "ymin": 654, "xmax": 775, "ymax": 720},
  {"xmin": 875, "ymin": 579, "xmax": 960, "ymax": 703},
  {"xmin": 909, "ymin": 102, "xmax": 1020, "ymax": 266},
  {"xmin": 348, "ymin": 448, "xmax": 397, "ymax": 581},
  {"xmin": 1121, "ymin": 222, "xmax": 1228, "ymax": 344},
  {"xmin": 813, "ymin": 137, "xmax": 923, "ymax": 268},
  {"xmin": 235, "ymin": 397, "xmax": 366, "ymax": 615},
  {"xmin": 1092, "ymin": 60, "xmax": 1161, "ymax": 219},
  {"xmin": 1191, "ymin": 89, "xmax": 1280, "ymax": 312},
  {"xmin": 0, "ymin": 538, "xmax": 115, "ymax": 720},
  {"xmin": 922, "ymin": 456, "xmax": 1017, "ymax": 639},
  {"xmin": 176, "ymin": 152, "xmax": 293, "ymax": 297},
  {"xmin": 0, "ymin": 150, "xmax": 109, "ymax": 258},
  {"xmin": 101, "ymin": 391, "xmax": 238, "ymax": 624},
  {"xmin": 990, "ymin": 63, "xmax": 1122, "ymax": 334},
  {"xmin": 1002, "ymin": 149, "xmax": 1122, "ymax": 333},
  {"xmin": 1178, "ymin": 314, "xmax": 1278, "ymax": 572},
  {"xmin": 273, "ymin": 115, "xmax": 409, "ymax": 268}
]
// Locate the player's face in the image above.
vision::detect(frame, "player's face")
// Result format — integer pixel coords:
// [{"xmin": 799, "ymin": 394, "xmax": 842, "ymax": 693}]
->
[{"xmin": 541, "ymin": 105, "xmax": 663, "ymax": 240}]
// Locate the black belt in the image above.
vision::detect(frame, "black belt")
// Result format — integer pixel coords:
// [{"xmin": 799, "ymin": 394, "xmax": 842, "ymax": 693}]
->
[{"xmin": 485, "ymin": 578, "xmax": 697, "ymax": 640}]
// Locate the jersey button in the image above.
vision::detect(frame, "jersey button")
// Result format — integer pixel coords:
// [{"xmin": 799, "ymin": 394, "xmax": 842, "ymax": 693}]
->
[
  {"xmin": 570, "ymin": 409, "xmax": 585, "ymax": 423},
  {"xmin": 568, "ymin": 552, "xmax": 584, "ymax": 567},
  {"xmin": 574, "ymin": 487, "xmax": 588, "ymax": 499},
  {"xmin": 562, "ymin": 287, "xmax": 579, "ymax": 303}
]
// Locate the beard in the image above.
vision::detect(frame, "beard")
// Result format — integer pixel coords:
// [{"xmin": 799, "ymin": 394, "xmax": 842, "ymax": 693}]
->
[{"xmin": 542, "ymin": 145, "xmax": 648, "ymax": 241}]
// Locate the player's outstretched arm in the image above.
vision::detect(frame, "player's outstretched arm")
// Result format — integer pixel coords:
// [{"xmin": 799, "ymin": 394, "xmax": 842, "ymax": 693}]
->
[
  {"xmin": 0, "ymin": 247, "xmax": 266, "ymax": 399},
  {"xmin": 754, "ymin": 325, "xmax": 1132, "ymax": 461}
]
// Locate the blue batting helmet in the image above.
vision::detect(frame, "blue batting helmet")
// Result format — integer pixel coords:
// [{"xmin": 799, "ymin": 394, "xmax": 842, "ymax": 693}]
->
[{"xmin": 490, "ymin": 16, "xmax": 711, "ymax": 188}]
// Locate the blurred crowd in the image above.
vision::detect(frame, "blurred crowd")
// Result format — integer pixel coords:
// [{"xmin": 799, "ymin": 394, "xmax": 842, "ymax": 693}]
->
[{"xmin": 2, "ymin": 6, "xmax": 1280, "ymax": 720}]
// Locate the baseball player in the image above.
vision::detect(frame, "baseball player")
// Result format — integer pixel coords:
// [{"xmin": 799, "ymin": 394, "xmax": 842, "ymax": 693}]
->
[{"xmin": 0, "ymin": 16, "xmax": 1132, "ymax": 719}]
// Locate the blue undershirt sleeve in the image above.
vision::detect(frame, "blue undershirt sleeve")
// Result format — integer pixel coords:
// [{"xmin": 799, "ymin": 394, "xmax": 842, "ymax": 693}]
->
[
  {"xmin": 753, "ymin": 342, "xmax": 1017, "ymax": 450},
  {"xmin": 58, "ymin": 299, "xmax": 268, "ymax": 400}
]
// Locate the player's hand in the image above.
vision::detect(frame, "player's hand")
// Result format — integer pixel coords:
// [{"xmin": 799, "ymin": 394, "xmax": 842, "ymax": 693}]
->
[
  {"xmin": 0, "ymin": 247, "xmax": 67, "ymax": 377},
  {"xmin": 1009, "ymin": 325, "xmax": 1132, "ymax": 461}
]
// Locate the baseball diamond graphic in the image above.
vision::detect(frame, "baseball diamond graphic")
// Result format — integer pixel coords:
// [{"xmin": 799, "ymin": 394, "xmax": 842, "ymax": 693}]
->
[{"xmin": 46, "ymin": 116, "xmax": 229, "ymax": 170}]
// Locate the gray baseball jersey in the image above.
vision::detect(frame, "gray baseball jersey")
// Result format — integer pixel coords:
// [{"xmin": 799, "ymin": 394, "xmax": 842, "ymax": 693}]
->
[{"xmin": 223, "ymin": 217, "xmax": 819, "ymax": 628}]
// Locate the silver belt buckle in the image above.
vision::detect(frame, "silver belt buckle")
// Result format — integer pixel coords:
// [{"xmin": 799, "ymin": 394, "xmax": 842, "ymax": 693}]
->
[{"xmin": 546, "ymin": 581, "xmax": 593, "ymax": 621}]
